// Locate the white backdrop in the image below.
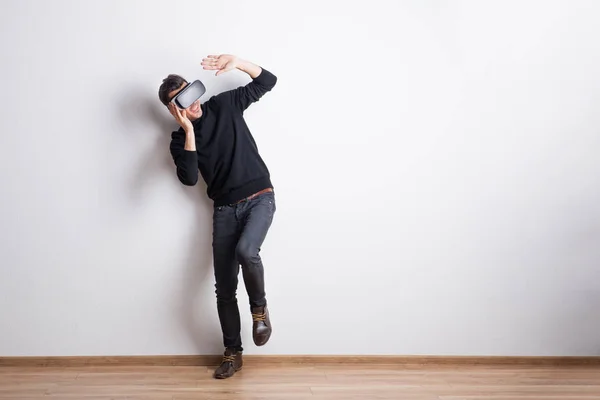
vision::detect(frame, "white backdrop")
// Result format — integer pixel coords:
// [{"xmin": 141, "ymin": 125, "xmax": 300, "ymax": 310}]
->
[{"xmin": 1, "ymin": 0, "xmax": 599, "ymax": 356}]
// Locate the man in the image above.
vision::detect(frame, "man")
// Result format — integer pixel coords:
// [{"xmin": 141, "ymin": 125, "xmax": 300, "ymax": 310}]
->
[{"xmin": 158, "ymin": 54, "xmax": 277, "ymax": 379}]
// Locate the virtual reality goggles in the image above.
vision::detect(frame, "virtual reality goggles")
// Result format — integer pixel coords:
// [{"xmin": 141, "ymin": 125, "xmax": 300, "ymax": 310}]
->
[{"xmin": 170, "ymin": 80, "xmax": 206, "ymax": 109}]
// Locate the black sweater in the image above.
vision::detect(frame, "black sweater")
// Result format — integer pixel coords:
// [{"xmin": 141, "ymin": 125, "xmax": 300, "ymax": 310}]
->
[{"xmin": 169, "ymin": 68, "xmax": 277, "ymax": 206}]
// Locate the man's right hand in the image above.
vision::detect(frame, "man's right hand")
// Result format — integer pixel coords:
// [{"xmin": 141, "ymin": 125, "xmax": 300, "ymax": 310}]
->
[
  {"xmin": 169, "ymin": 103, "xmax": 196, "ymax": 151},
  {"xmin": 168, "ymin": 103, "xmax": 193, "ymax": 133}
]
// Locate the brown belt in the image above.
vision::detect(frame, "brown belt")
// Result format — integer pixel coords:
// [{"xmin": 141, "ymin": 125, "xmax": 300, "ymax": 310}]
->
[{"xmin": 233, "ymin": 188, "xmax": 273, "ymax": 204}]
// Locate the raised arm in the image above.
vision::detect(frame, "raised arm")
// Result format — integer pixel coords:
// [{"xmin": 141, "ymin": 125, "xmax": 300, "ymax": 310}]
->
[{"xmin": 202, "ymin": 54, "xmax": 277, "ymax": 112}]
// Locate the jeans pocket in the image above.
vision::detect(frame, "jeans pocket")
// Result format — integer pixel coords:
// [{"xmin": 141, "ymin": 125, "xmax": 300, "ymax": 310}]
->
[
  {"xmin": 262, "ymin": 192, "xmax": 276, "ymax": 210},
  {"xmin": 252, "ymin": 193, "xmax": 276, "ymax": 217},
  {"xmin": 213, "ymin": 204, "xmax": 230, "ymax": 218},
  {"xmin": 267, "ymin": 198, "xmax": 276, "ymax": 216}
]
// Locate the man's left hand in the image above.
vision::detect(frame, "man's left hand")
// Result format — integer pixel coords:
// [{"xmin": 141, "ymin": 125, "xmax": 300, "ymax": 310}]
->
[{"xmin": 201, "ymin": 54, "xmax": 239, "ymax": 76}]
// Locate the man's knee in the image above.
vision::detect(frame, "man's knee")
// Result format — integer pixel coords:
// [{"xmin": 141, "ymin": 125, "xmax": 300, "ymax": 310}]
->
[{"xmin": 236, "ymin": 241, "xmax": 259, "ymax": 266}]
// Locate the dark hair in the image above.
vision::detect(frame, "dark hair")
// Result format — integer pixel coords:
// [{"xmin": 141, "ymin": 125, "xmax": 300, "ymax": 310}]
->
[{"xmin": 158, "ymin": 74, "xmax": 187, "ymax": 106}]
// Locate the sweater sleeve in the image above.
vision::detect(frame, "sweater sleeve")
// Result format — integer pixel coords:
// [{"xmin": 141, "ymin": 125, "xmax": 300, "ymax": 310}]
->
[
  {"xmin": 229, "ymin": 67, "xmax": 277, "ymax": 112},
  {"xmin": 169, "ymin": 132, "xmax": 198, "ymax": 186}
]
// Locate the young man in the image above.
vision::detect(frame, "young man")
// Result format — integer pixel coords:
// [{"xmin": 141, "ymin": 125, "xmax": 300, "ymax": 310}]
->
[{"xmin": 158, "ymin": 54, "xmax": 277, "ymax": 379}]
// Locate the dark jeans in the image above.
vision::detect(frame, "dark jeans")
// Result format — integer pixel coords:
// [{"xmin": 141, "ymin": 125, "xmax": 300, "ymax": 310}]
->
[{"xmin": 212, "ymin": 190, "xmax": 276, "ymax": 351}]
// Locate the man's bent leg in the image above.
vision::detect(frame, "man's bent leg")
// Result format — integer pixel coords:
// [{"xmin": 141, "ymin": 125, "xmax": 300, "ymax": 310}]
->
[
  {"xmin": 235, "ymin": 191, "xmax": 276, "ymax": 346},
  {"xmin": 236, "ymin": 192, "xmax": 276, "ymax": 307},
  {"xmin": 212, "ymin": 205, "xmax": 243, "ymax": 352}
]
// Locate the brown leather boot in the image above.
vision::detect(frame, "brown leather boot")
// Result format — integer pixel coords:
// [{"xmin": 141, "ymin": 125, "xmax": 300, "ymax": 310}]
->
[
  {"xmin": 251, "ymin": 305, "xmax": 272, "ymax": 346},
  {"xmin": 213, "ymin": 348, "xmax": 243, "ymax": 379}
]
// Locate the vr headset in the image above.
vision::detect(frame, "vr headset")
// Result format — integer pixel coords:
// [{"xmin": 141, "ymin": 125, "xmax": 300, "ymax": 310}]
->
[{"xmin": 171, "ymin": 80, "xmax": 206, "ymax": 109}]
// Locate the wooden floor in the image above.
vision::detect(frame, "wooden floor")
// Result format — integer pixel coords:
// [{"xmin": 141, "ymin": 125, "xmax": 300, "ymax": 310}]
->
[{"xmin": 1, "ymin": 363, "xmax": 600, "ymax": 399}]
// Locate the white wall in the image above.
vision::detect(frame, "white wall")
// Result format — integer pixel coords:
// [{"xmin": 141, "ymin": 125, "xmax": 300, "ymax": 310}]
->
[{"xmin": 1, "ymin": 0, "xmax": 599, "ymax": 357}]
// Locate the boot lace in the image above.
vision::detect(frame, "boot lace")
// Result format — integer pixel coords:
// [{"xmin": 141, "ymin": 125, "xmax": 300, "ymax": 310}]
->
[
  {"xmin": 252, "ymin": 311, "xmax": 266, "ymax": 322},
  {"xmin": 222, "ymin": 354, "xmax": 236, "ymax": 363}
]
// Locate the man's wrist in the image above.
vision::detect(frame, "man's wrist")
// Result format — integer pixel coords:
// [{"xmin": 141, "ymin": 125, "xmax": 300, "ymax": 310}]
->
[
  {"xmin": 236, "ymin": 59, "xmax": 262, "ymax": 78},
  {"xmin": 235, "ymin": 58, "xmax": 248, "ymax": 72},
  {"xmin": 184, "ymin": 129, "xmax": 196, "ymax": 151}
]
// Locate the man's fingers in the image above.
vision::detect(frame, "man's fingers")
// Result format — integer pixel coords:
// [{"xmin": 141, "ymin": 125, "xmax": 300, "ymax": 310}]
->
[
  {"xmin": 169, "ymin": 103, "xmax": 189, "ymax": 126},
  {"xmin": 202, "ymin": 57, "xmax": 219, "ymax": 64},
  {"xmin": 174, "ymin": 106, "xmax": 184, "ymax": 120},
  {"xmin": 201, "ymin": 59, "xmax": 219, "ymax": 70},
  {"xmin": 201, "ymin": 58, "xmax": 220, "ymax": 71},
  {"xmin": 168, "ymin": 103, "xmax": 177, "ymax": 117}
]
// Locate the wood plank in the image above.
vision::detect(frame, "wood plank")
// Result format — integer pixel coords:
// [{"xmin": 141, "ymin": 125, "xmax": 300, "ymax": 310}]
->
[
  {"xmin": 0, "ymin": 355, "xmax": 221, "ymax": 367},
  {"xmin": 1, "ymin": 364, "xmax": 600, "ymax": 399},
  {"xmin": 2, "ymin": 355, "xmax": 600, "ymax": 367}
]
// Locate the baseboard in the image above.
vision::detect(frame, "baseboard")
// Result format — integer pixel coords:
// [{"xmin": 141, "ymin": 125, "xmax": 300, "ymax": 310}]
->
[{"xmin": 1, "ymin": 355, "xmax": 600, "ymax": 367}]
